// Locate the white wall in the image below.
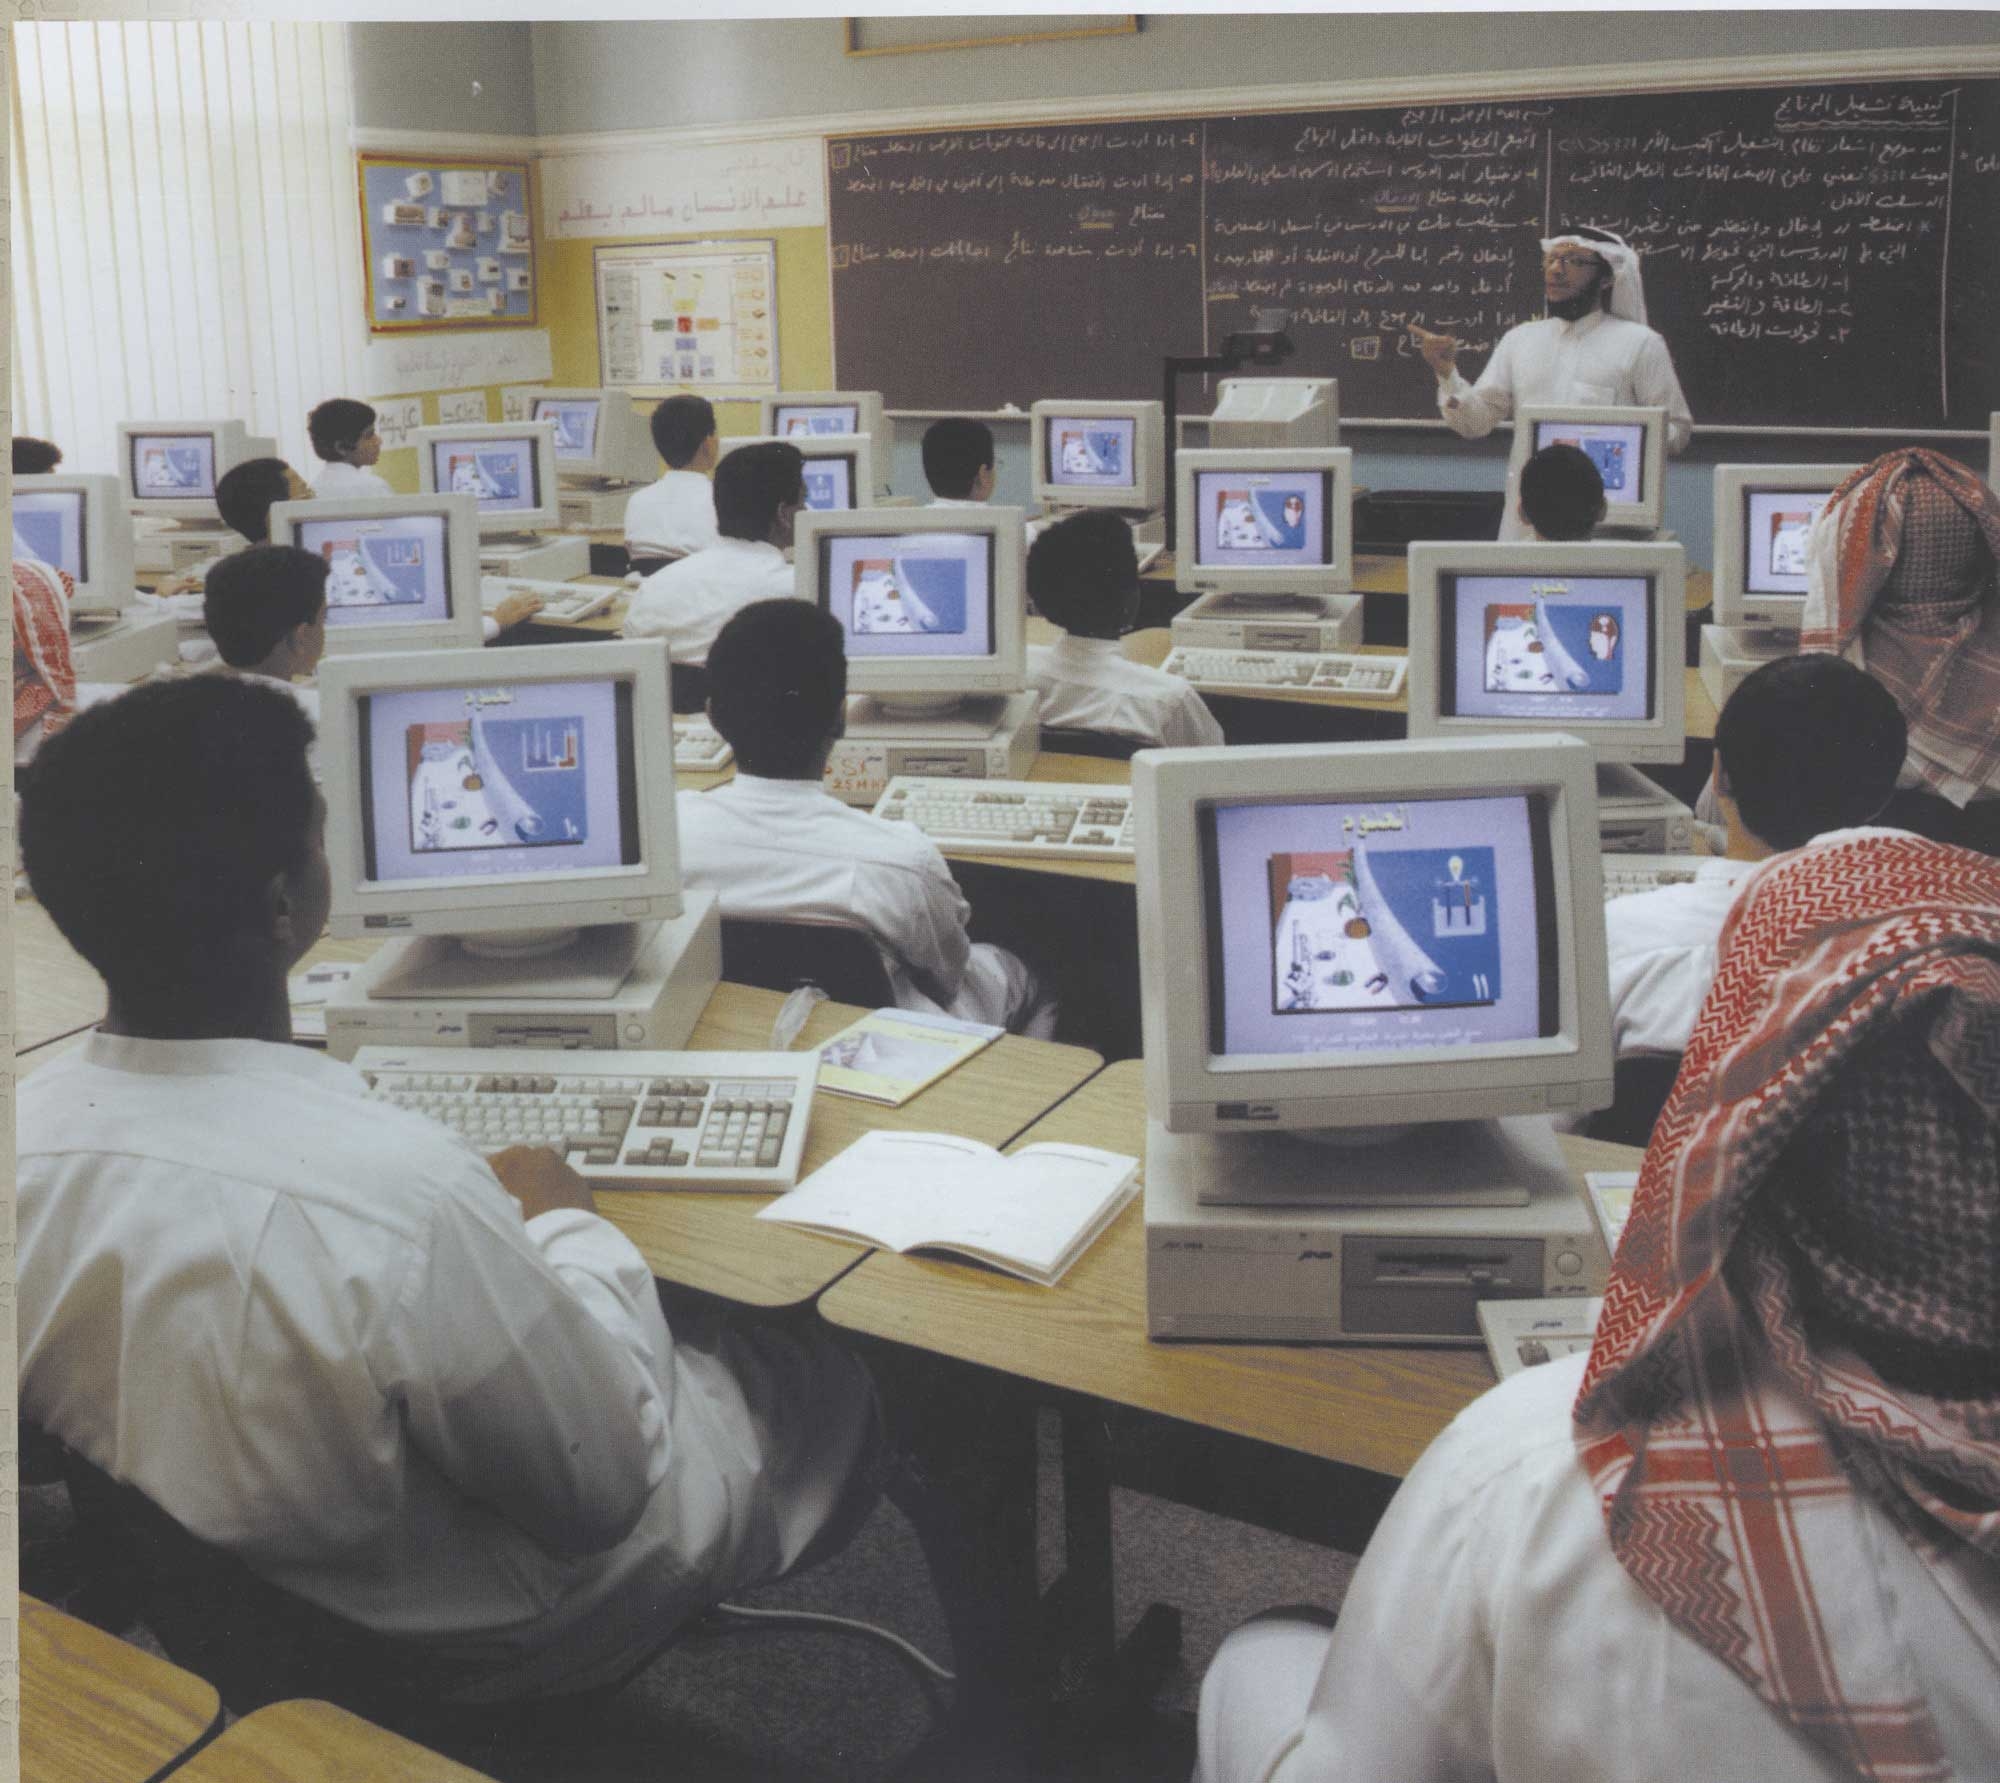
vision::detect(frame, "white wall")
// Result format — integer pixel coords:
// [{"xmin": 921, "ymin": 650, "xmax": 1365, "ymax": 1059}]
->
[{"xmin": 526, "ymin": 12, "xmax": 2000, "ymax": 137}]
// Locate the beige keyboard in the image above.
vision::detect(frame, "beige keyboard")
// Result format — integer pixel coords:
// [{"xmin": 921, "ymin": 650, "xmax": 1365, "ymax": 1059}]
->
[
  {"xmin": 673, "ymin": 718, "xmax": 734, "ymax": 771},
  {"xmin": 1601, "ymin": 853, "xmax": 1709, "ymax": 902},
  {"xmin": 479, "ymin": 576, "xmax": 615, "ymax": 625},
  {"xmin": 874, "ymin": 777, "xmax": 1136, "ymax": 860},
  {"xmin": 355, "ymin": 1046, "xmax": 817, "ymax": 1191},
  {"xmin": 1164, "ymin": 647, "xmax": 1407, "ymax": 698}
]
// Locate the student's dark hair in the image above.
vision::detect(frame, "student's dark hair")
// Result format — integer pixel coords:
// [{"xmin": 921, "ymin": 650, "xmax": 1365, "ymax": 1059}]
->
[
  {"xmin": 1026, "ymin": 509, "xmax": 1139, "ymax": 635},
  {"xmin": 1715, "ymin": 654, "xmax": 1907, "ymax": 852},
  {"xmin": 1519, "ymin": 443, "xmax": 1606, "ymax": 541},
  {"xmin": 306, "ymin": 397, "xmax": 377, "ymax": 463},
  {"xmin": 21, "ymin": 677, "xmax": 318, "ymax": 1001},
  {"xmin": 203, "ymin": 545, "xmax": 330, "ymax": 669},
  {"xmin": 12, "ymin": 436, "xmax": 63, "ymax": 476},
  {"xmin": 713, "ymin": 441, "xmax": 805, "ymax": 543},
  {"xmin": 921, "ymin": 417, "xmax": 996, "ymax": 499},
  {"xmin": 215, "ymin": 457, "xmax": 296, "ymax": 542},
  {"xmin": 705, "ymin": 599, "xmax": 847, "ymax": 778},
  {"xmin": 650, "ymin": 394, "xmax": 716, "ymax": 468}
]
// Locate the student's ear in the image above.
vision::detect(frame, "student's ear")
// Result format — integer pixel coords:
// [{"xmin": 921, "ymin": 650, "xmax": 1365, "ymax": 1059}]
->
[{"xmin": 265, "ymin": 868, "xmax": 301, "ymax": 948}]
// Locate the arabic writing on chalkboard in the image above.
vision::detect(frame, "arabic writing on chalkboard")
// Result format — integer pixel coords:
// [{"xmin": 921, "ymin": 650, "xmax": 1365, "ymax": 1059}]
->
[{"xmin": 827, "ymin": 81, "xmax": 1999, "ymax": 429}]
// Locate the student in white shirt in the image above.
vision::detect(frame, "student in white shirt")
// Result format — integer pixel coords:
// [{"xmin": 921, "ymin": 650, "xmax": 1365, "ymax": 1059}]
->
[
  {"xmin": 1195, "ymin": 830, "xmax": 2000, "ymax": 1783},
  {"xmin": 921, "ymin": 416, "xmax": 995, "ymax": 507},
  {"xmin": 1515, "ymin": 441, "xmax": 1605, "ymax": 542},
  {"xmin": 202, "ymin": 545, "xmax": 327, "ymax": 769},
  {"xmin": 1025, "ymin": 509, "xmax": 1223, "ymax": 750},
  {"xmin": 623, "ymin": 393, "xmax": 720, "ymax": 566},
  {"xmin": 623, "ymin": 440, "xmax": 803, "ymax": 669},
  {"xmin": 678, "ymin": 598, "xmax": 1057, "ymax": 1036},
  {"xmin": 14, "ymin": 675, "xmax": 884, "ymax": 1702},
  {"xmin": 1410, "ymin": 226, "xmax": 1693, "ymax": 541},
  {"xmin": 1604, "ymin": 652, "xmax": 1907, "ymax": 1058},
  {"xmin": 306, "ymin": 397, "xmax": 394, "ymax": 500}
]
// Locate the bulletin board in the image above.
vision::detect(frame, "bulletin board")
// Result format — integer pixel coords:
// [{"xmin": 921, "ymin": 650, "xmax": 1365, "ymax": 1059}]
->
[
  {"xmin": 359, "ymin": 152, "xmax": 539, "ymax": 334},
  {"xmin": 592, "ymin": 240, "xmax": 779, "ymax": 399}
]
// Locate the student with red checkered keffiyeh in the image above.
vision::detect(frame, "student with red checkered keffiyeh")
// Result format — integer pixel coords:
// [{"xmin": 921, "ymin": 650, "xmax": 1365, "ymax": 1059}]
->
[
  {"xmin": 1194, "ymin": 830, "xmax": 2000, "ymax": 1783},
  {"xmin": 14, "ymin": 553, "xmax": 76, "ymax": 765},
  {"xmin": 1803, "ymin": 447, "xmax": 2000, "ymax": 851}
]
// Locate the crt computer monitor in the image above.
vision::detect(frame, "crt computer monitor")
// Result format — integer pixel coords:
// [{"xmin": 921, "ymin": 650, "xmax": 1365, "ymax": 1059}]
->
[
  {"xmin": 793, "ymin": 505, "xmax": 1027, "ymax": 709},
  {"xmin": 12, "ymin": 473, "xmax": 136, "ymax": 616},
  {"xmin": 118, "ymin": 419, "xmax": 275, "ymax": 522},
  {"xmin": 1514, "ymin": 404, "xmax": 1667, "ymax": 535},
  {"xmin": 318, "ymin": 639, "xmax": 681, "ymax": 952},
  {"xmin": 1031, "ymin": 399, "xmax": 1166, "ymax": 513},
  {"xmin": 520, "ymin": 388, "xmax": 658, "ymax": 485},
  {"xmin": 1135, "ymin": 733, "xmax": 1612, "ymax": 1138},
  {"xmin": 414, "ymin": 422, "xmax": 561, "ymax": 536},
  {"xmin": 1173, "ymin": 448, "xmax": 1354, "ymax": 598},
  {"xmin": 1405, "ymin": 540, "xmax": 1687, "ymax": 767},
  {"xmin": 1710, "ymin": 463, "xmax": 1858, "ymax": 629},
  {"xmin": 759, "ymin": 391, "xmax": 893, "ymax": 494},
  {"xmin": 268, "ymin": 493, "xmax": 486, "ymax": 658},
  {"xmin": 717, "ymin": 433, "xmax": 877, "ymax": 513}
]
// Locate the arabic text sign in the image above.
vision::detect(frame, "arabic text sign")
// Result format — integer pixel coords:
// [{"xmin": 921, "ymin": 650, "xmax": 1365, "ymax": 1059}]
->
[
  {"xmin": 595, "ymin": 242, "xmax": 779, "ymax": 397},
  {"xmin": 543, "ymin": 137, "xmax": 826, "ymax": 238},
  {"xmin": 362, "ymin": 329, "xmax": 554, "ymax": 399}
]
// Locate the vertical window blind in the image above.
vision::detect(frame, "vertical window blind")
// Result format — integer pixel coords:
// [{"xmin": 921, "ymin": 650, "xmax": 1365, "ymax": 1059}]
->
[{"xmin": 10, "ymin": 20, "xmax": 365, "ymax": 478}]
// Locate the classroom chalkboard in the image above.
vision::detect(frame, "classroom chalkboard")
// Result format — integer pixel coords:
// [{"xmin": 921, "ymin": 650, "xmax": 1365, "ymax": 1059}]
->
[{"xmin": 827, "ymin": 79, "xmax": 2000, "ymax": 431}]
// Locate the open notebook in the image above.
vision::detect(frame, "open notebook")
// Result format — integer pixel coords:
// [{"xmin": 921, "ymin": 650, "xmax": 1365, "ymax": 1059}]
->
[{"xmin": 757, "ymin": 1129, "xmax": 1138, "ymax": 1286}]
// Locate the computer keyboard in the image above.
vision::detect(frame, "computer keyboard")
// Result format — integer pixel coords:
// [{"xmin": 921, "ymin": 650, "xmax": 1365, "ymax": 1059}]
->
[
  {"xmin": 1163, "ymin": 647, "xmax": 1407, "ymax": 699},
  {"xmin": 873, "ymin": 777, "xmax": 1136, "ymax": 860},
  {"xmin": 354, "ymin": 1046, "xmax": 818, "ymax": 1191},
  {"xmin": 479, "ymin": 577, "xmax": 616, "ymax": 626},
  {"xmin": 1600, "ymin": 853, "xmax": 1708, "ymax": 901},
  {"xmin": 673, "ymin": 717, "xmax": 734, "ymax": 772}
]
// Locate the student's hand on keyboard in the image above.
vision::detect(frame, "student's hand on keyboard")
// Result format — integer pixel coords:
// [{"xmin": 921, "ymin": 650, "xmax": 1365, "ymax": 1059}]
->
[
  {"xmin": 156, "ymin": 570, "xmax": 203, "ymax": 600},
  {"xmin": 490, "ymin": 590, "xmax": 545, "ymax": 632},
  {"xmin": 488, "ymin": 1143, "xmax": 599, "ymax": 1218}
]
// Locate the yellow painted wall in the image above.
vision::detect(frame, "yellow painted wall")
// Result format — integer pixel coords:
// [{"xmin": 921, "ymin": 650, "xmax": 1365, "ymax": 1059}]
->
[{"xmin": 537, "ymin": 224, "xmax": 833, "ymax": 437}]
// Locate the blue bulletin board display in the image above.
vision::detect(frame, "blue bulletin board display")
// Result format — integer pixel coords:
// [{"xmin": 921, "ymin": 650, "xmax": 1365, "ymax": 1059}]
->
[{"xmin": 359, "ymin": 152, "xmax": 538, "ymax": 334}]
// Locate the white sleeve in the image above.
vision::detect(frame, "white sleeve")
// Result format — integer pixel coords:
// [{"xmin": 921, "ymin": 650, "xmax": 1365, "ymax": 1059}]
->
[
  {"xmin": 1270, "ymin": 1422, "xmax": 1504, "ymax": 1781},
  {"xmin": 390, "ymin": 1177, "xmax": 670, "ymax": 1559},
  {"xmin": 1436, "ymin": 329, "xmax": 1517, "ymax": 440},
  {"xmin": 1604, "ymin": 934, "xmax": 1714, "ymax": 1058},
  {"xmin": 1165, "ymin": 680, "xmax": 1226, "ymax": 748},
  {"xmin": 862, "ymin": 847, "xmax": 973, "ymax": 1004},
  {"xmin": 1633, "ymin": 330, "xmax": 1694, "ymax": 455},
  {"xmin": 481, "ymin": 614, "xmax": 501, "ymax": 644},
  {"xmin": 621, "ymin": 574, "xmax": 673, "ymax": 641}
]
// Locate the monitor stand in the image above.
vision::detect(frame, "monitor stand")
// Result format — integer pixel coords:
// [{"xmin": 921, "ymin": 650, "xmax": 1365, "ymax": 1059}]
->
[
  {"xmin": 1597, "ymin": 762, "xmax": 1695, "ymax": 854},
  {"xmin": 479, "ymin": 533, "xmax": 591, "ymax": 582},
  {"xmin": 131, "ymin": 519, "xmax": 244, "ymax": 576},
  {"xmin": 1172, "ymin": 589, "xmax": 1363, "ymax": 653},
  {"xmin": 324, "ymin": 892, "xmax": 723, "ymax": 1058},
  {"xmin": 68, "ymin": 609, "xmax": 180, "ymax": 681},
  {"xmin": 1164, "ymin": 1116, "xmax": 1566, "ymax": 1209},
  {"xmin": 556, "ymin": 481, "xmax": 637, "ymax": 531},
  {"xmin": 1700, "ymin": 622, "xmax": 1797, "ymax": 709},
  {"xmin": 823, "ymin": 690, "xmax": 1042, "ymax": 805}
]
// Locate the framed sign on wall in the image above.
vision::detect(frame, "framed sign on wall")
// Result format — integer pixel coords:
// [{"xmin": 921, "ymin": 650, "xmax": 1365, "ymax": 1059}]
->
[{"xmin": 593, "ymin": 240, "xmax": 779, "ymax": 398}]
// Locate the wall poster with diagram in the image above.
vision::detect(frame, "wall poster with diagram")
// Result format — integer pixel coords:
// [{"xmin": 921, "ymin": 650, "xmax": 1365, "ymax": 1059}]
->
[
  {"xmin": 593, "ymin": 241, "xmax": 777, "ymax": 399},
  {"xmin": 359, "ymin": 152, "xmax": 538, "ymax": 334}
]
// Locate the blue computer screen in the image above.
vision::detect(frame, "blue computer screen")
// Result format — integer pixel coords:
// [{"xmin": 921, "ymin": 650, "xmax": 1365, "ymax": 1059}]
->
[
  {"xmin": 817, "ymin": 530, "xmax": 996, "ymax": 659},
  {"xmin": 1442, "ymin": 572, "xmax": 1655, "ymax": 723},
  {"xmin": 12, "ymin": 490, "xmax": 85, "ymax": 579},
  {"xmin": 430, "ymin": 437, "xmax": 541, "ymax": 514},
  {"xmin": 297, "ymin": 512, "xmax": 455, "ymax": 626},
  {"xmin": 1193, "ymin": 468, "xmax": 1333, "ymax": 568}
]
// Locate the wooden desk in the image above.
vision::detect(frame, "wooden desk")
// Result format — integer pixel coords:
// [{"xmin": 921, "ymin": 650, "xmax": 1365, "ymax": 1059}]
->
[
  {"xmin": 595, "ymin": 981, "xmax": 1103, "ymax": 1306},
  {"xmin": 21, "ymin": 1592, "xmax": 223, "ymax": 1783},
  {"xmin": 167, "ymin": 1698, "xmax": 498, "ymax": 1782},
  {"xmin": 822, "ymin": 1059, "xmax": 1643, "ymax": 1479},
  {"xmin": 10, "ymin": 964, "xmax": 1101, "ymax": 1306}
]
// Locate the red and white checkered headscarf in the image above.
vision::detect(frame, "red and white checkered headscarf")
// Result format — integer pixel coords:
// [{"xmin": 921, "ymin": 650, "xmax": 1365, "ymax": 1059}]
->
[
  {"xmin": 1802, "ymin": 448, "xmax": 2000, "ymax": 807},
  {"xmin": 1576, "ymin": 831, "xmax": 2000, "ymax": 1782},
  {"xmin": 13, "ymin": 555, "xmax": 76, "ymax": 743}
]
